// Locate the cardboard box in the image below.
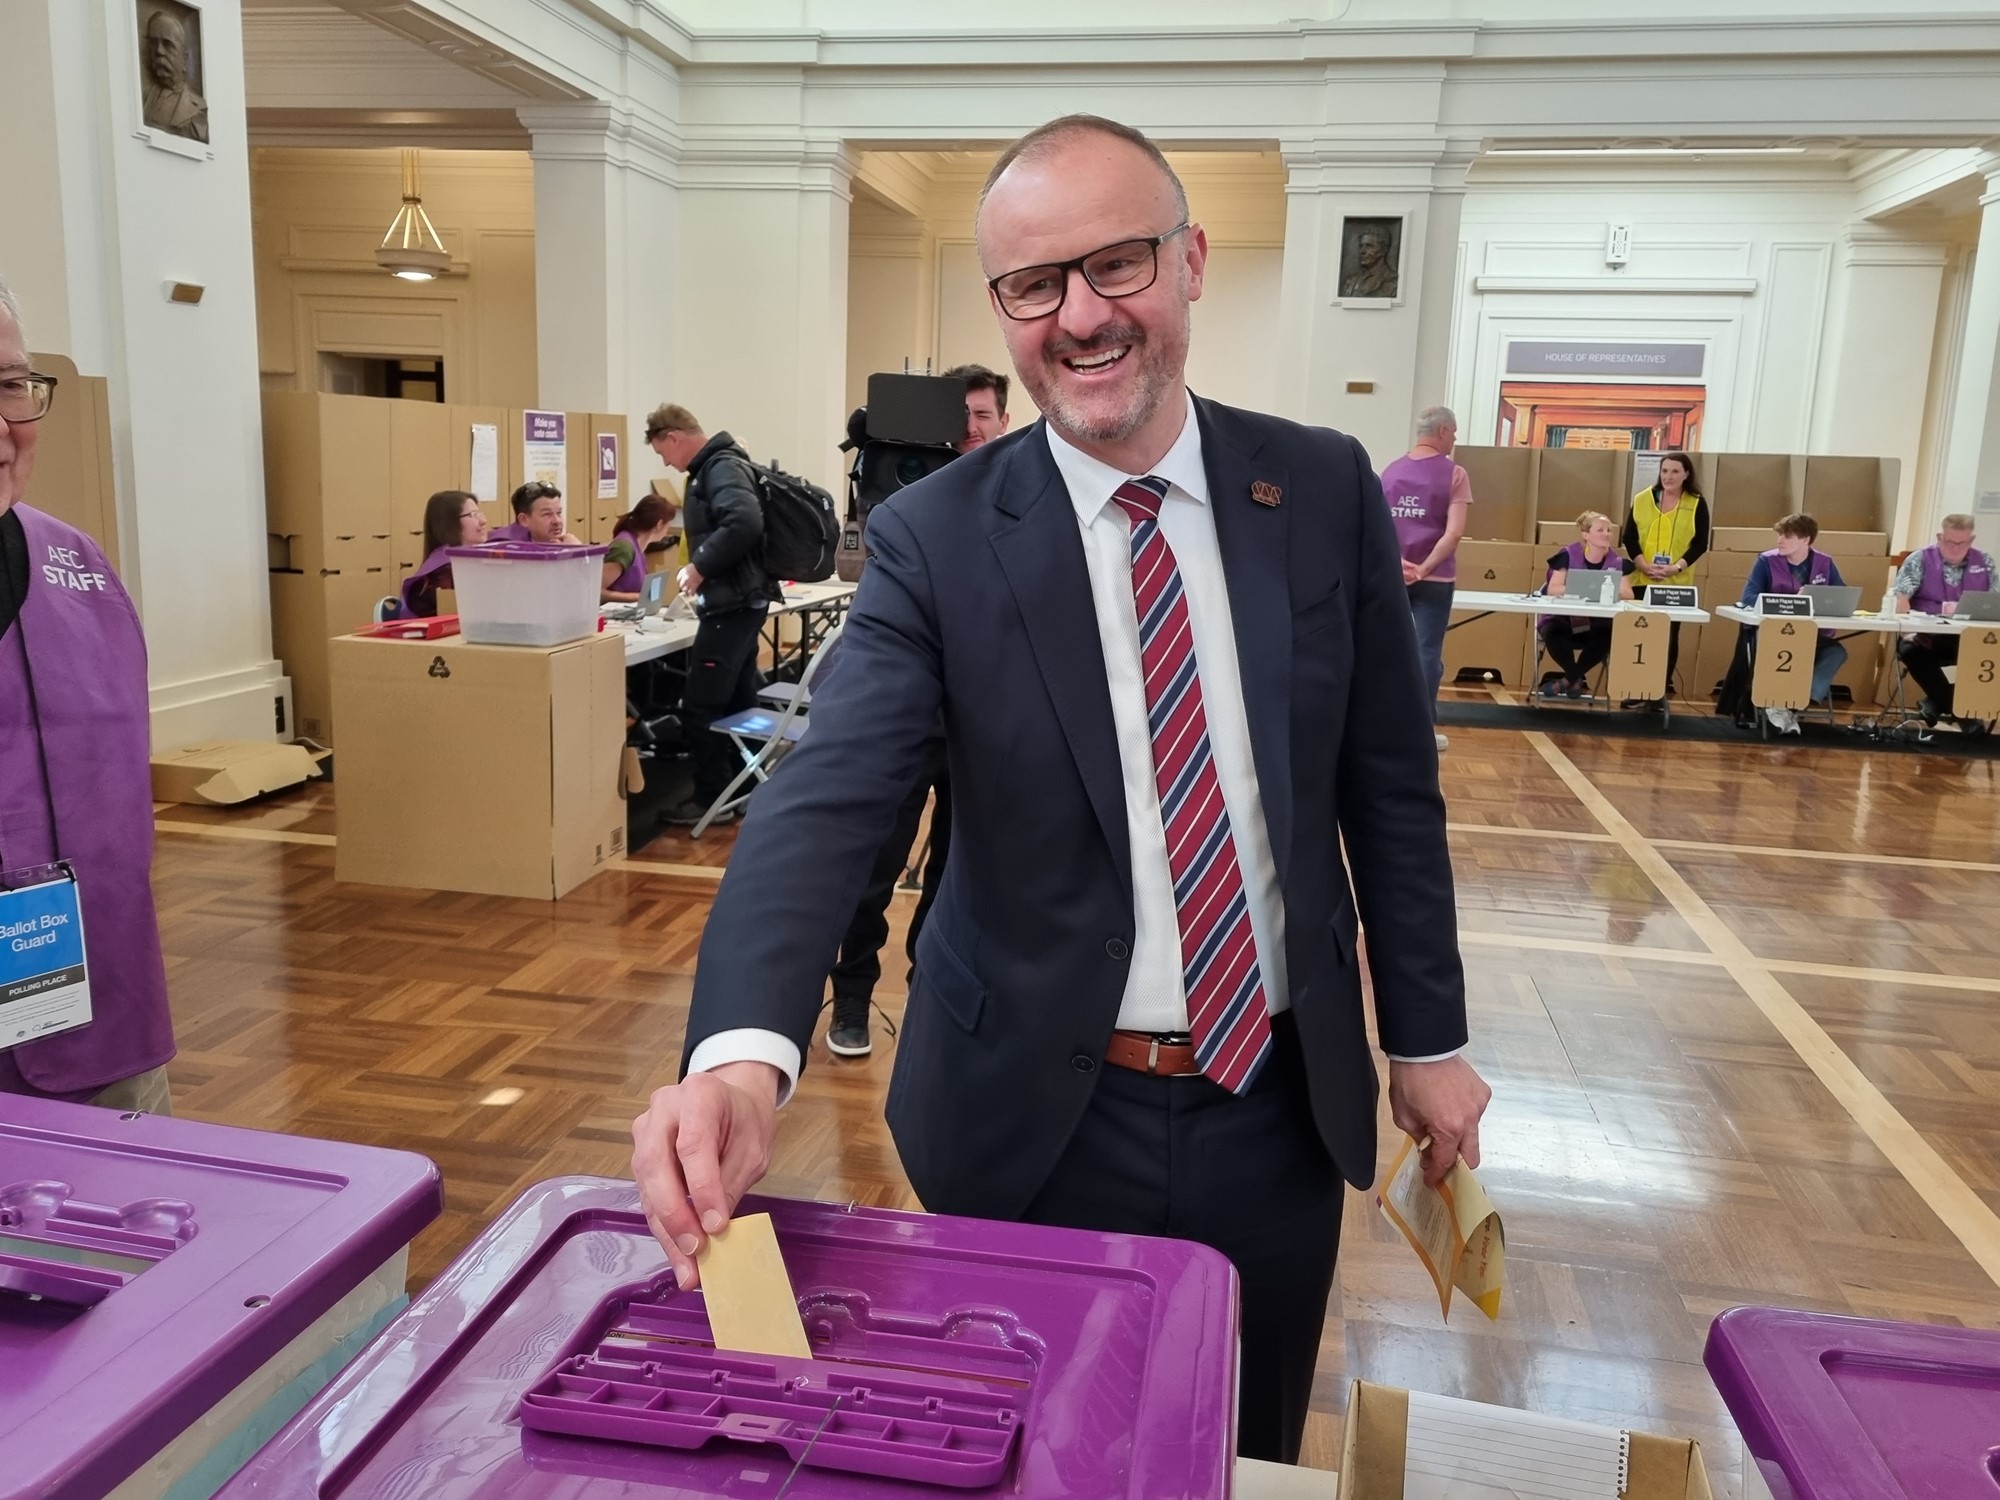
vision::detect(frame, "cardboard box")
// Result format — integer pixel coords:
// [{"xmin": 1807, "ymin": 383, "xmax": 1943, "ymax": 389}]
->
[
  {"xmin": 1447, "ymin": 541, "xmax": 1537, "ymax": 686},
  {"xmin": 1708, "ymin": 452, "xmax": 1796, "ymax": 528},
  {"xmin": 151, "ymin": 741, "xmax": 329, "ymax": 806},
  {"xmin": 1802, "ymin": 455, "xmax": 1897, "ymax": 533},
  {"xmin": 1338, "ymin": 1382, "xmax": 1713, "ymax": 1500},
  {"xmin": 1536, "ymin": 447, "xmax": 1631, "ymax": 526},
  {"xmin": 1454, "ymin": 446, "xmax": 1535, "ymax": 542},
  {"xmin": 330, "ymin": 632, "xmax": 627, "ymax": 900}
]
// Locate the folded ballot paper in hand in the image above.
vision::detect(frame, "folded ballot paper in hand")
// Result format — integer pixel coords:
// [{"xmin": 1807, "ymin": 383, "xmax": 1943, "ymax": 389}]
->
[{"xmin": 1376, "ymin": 1133, "xmax": 1505, "ymax": 1322}]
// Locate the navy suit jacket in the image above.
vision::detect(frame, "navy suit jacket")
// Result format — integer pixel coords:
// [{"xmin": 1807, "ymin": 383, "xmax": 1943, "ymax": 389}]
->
[{"xmin": 682, "ymin": 396, "xmax": 1468, "ymax": 1219}]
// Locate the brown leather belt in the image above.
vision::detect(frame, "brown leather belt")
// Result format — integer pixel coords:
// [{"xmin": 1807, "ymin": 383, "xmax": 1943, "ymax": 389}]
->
[{"xmin": 1104, "ymin": 1029, "xmax": 1201, "ymax": 1077}]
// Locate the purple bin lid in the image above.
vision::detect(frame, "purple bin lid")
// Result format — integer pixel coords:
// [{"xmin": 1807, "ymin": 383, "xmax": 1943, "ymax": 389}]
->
[
  {"xmin": 446, "ymin": 541, "xmax": 608, "ymax": 560},
  {"xmin": 214, "ymin": 1177, "xmax": 1239, "ymax": 1498},
  {"xmin": 0, "ymin": 1094, "xmax": 442, "ymax": 1500},
  {"xmin": 1704, "ymin": 1305, "xmax": 2000, "ymax": 1499}
]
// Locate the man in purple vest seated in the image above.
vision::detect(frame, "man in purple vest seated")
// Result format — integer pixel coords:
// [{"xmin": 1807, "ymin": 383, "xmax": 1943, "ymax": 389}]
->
[
  {"xmin": 1739, "ymin": 512, "xmax": 1848, "ymax": 736},
  {"xmin": 1893, "ymin": 512, "xmax": 1994, "ymax": 733},
  {"xmin": 0, "ymin": 276, "xmax": 175, "ymax": 1112},
  {"xmin": 1380, "ymin": 405, "xmax": 1472, "ymax": 752},
  {"xmin": 490, "ymin": 480, "xmax": 582, "ymax": 544}
]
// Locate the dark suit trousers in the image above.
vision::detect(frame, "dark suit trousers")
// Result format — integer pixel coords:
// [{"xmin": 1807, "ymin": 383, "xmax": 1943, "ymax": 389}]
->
[
  {"xmin": 831, "ymin": 741, "xmax": 951, "ymax": 1014},
  {"xmin": 1019, "ymin": 1016, "xmax": 1343, "ymax": 1463}
]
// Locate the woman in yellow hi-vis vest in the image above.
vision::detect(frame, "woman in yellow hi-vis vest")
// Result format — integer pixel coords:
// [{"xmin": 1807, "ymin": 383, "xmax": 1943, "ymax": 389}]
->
[{"xmin": 1620, "ymin": 451, "xmax": 1712, "ymax": 700}]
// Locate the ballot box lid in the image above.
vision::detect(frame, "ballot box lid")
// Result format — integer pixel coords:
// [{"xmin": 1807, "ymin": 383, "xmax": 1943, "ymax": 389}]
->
[
  {"xmin": 214, "ymin": 1177, "xmax": 1240, "ymax": 1499},
  {"xmin": 0, "ymin": 1093, "xmax": 441, "ymax": 1500},
  {"xmin": 1704, "ymin": 1305, "xmax": 2000, "ymax": 1500}
]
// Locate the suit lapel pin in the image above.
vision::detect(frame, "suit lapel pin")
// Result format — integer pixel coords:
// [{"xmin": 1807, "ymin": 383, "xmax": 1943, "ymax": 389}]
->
[{"xmin": 1250, "ymin": 480, "xmax": 1282, "ymax": 508}]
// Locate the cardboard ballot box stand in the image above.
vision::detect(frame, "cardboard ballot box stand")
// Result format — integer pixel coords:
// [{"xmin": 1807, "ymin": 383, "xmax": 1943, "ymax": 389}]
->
[{"xmin": 329, "ymin": 631, "xmax": 627, "ymax": 900}]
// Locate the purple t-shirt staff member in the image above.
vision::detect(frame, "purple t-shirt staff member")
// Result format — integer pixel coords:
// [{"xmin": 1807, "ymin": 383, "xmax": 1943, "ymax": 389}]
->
[
  {"xmin": 400, "ymin": 488, "xmax": 489, "ymax": 618},
  {"xmin": 491, "ymin": 480, "xmax": 583, "ymax": 545},
  {"xmin": 1379, "ymin": 405, "xmax": 1473, "ymax": 746},
  {"xmin": 0, "ymin": 277, "xmax": 175, "ymax": 1113}
]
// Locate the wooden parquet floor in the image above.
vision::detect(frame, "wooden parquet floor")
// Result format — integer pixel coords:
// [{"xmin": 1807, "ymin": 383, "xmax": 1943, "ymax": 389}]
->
[{"xmin": 144, "ymin": 726, "xmax": 2000, "ymax": 1495}]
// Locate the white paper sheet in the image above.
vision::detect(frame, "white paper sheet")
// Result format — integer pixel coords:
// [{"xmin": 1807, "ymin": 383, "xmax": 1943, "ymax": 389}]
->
[
  {"xmin": 469, "ymin": 423, "xmax": 499, "ymax": 504},
  {"xmin": 1404, "ymin": 1391, "xmax": 1628, "ymax": 1500}
]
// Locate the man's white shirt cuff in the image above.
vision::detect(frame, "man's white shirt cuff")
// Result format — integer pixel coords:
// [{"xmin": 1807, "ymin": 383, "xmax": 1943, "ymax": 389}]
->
[
  {"xmin": 686, "ymin": 1028, "xmax": 802, "ymax": 1107},
  {"xmin": 1384, "ymin": 1045, "xmax": 1467, "ymax": 1064}
]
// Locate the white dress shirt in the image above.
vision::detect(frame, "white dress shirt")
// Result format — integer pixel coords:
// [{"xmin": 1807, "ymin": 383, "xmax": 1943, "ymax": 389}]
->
[{"xmin": 689, "ymin": 391, "xmax": 1450, "ymax": 1098}]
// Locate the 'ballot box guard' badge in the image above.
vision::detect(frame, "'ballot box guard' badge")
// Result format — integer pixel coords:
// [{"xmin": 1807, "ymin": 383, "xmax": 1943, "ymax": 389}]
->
[{"xmin": 0, "ymin": 862, "xmax": 93, "ymax": 1046}]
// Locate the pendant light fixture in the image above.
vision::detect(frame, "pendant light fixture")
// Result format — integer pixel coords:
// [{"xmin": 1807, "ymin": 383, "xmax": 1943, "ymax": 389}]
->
[{"xmin": 376, "ymin": 149, "xmax": 451, "ymax": 281}]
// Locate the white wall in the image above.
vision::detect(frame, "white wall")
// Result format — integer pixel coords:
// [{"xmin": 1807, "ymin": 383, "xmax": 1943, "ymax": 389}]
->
[{"xmin": 3, "ymin": 0, "xmax": 281, "ymax": 748}]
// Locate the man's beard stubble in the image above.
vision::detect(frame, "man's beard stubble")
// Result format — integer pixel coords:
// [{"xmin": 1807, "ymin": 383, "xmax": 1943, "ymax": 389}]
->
[{"xmin": 1021, "ymin": 301, "xmax": 1191, "ymax": 447}]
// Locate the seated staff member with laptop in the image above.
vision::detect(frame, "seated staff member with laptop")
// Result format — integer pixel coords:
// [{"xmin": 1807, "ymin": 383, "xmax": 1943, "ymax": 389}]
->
[
  {"xmin": 490, "ymin": 481, "xmax": 583, "ymax": 544},
  {"xmin": 1739, "ymin": 513, "xmax": 1847, "ymax": 736},
  {"xmin": 1894, "ymin": 512, "xmax": 1995, "ymax": 732},
  {"xmin": 1538, "ymin": 511, "xmax": 1636, "ymax": 699},
  {"xmin": 1622, "ymin": 451, "xmax": 1711, "ymax": 690},
  {"xmin": 601, "ymin": 495, "xmax": 678, "ymax": 604},
  {"xmin": 400, "ymin": 489, "xmax": 488, "ymax": 618}
]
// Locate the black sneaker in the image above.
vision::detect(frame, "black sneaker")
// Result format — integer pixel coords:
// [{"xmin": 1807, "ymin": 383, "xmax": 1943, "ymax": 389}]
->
[
  {"xmin": 662, "ymin": 797, "xmax": 735, "ymax": 826},
  {"xmin": 827, "ymin": 1018, "xmax": 873, "ymax": 1057}
]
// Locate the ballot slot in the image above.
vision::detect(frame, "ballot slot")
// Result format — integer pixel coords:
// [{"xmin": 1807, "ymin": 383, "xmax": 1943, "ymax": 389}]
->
[
  {"xmin": 0, "ymin": 1187, "xmax": 188, "ymax": 1308},
  {"xmin": 516, "ymin": 1272, "xmax": 1038, "ymax": 1486}
]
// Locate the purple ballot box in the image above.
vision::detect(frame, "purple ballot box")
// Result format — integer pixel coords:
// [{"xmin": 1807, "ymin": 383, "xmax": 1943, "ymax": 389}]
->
[
  {"xmin": 1, "ymin": 1094, "xmax": 441, "ymax": 1500},
  {"xmin": 1704, "ymin": 1304, "xmax": 2000, "ymax": 1500},
  {"xmin": 216, "ymin": 1177, "xmax": 1240, "ymax": 1498}
]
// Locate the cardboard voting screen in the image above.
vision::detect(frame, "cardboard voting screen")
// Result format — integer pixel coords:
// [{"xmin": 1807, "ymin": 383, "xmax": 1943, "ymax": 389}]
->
[
  {"xmin": 1605, "ymin": 609, "xmax": 1670, "ymax": 702},
  {"xmin": 1752, "ymin": 618, "xmax": 1814, "ymax": 709}
]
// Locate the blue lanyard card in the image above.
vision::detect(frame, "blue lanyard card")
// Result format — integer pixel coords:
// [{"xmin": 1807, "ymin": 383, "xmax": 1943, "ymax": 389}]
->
[{"xmin": 0, "ymin": 862, "xmax": 93, "ymax": 1046}]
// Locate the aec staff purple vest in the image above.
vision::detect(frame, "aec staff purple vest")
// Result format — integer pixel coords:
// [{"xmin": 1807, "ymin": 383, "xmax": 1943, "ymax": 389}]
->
[
  {"xmin": 607, "ymin": 530, "xmax": 647, "ymax": 596},
  {"xmin": 1539, "ymin": 540, "xmax": 1617, "ymax": 634},
  {"xmin": 1761, "ymin": 547, "xmax": 1838, "ymax": 640},
  {"xmin": 1911, "ymin": 543, "xmax": 1994, "ymax": 615},
  {"xmin": 0, "ymin": 504, "xmax": 174, "ymax": 1096},
  {"xmin": 1380, "ymin": 452, "xmax": 1460, "ymax": 583},
  {"xmin": 399, "ymin": 545, "xmax": 454, "ymax": 617}
]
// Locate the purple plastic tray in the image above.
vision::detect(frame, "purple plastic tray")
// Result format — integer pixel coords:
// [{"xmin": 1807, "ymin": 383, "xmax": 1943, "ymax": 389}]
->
[
  {"xmin": 1704, "ymin": 1305, "xmax": 2000, "ymax": 1499},
  {"xmin": 0, "ymin": 1093, "xmax": 441, "ymax": 1500},
  {"xmin": 215, "ymin": 1177, "xmax": 1239, "ymax": 1498}
]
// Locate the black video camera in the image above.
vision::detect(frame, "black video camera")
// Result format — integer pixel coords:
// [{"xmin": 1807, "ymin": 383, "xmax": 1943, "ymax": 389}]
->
[{"xmin": 837, "ymin": 373, "xmax": 967, "ymax": 579}]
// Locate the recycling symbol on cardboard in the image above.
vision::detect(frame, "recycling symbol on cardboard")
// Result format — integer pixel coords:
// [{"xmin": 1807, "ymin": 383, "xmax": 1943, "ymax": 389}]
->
[{"xmin": 427, "ymin": 656, "xmax": 451, "ymax": 679}]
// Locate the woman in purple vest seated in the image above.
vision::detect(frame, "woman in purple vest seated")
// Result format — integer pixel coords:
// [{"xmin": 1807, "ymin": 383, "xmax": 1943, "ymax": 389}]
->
[
  {"xmin": 601, "ymin": 494, "xmax": 679, "ymax": 603},
  {"xmin": 400, "ymin": 488, "xmax": 489, "ymax": 618},
  {"xmin": 1738, "ymin": 512, "xmax": 1848, "ymax": 735},
  {"xmin": 0, "ymin": 277, "xmax": 175, "ymax": 1112},
  {"xmin": 1537, "ymin": 510, "xmax": 1636, "ymax": 699},
  {"xmin": 1892, "ymin": 511, "xmax": 1995, "ymax": 732}
]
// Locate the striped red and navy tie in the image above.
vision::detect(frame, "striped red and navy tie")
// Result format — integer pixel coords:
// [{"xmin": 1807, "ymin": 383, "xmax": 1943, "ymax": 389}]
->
[{"xmin": 1112, "ymin": 475, "xmax": 1272, "ymax": 1094}]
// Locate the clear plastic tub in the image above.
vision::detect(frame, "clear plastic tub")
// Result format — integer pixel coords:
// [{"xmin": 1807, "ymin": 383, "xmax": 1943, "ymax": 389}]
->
[{"xmin": 446, "ymin": 541, "xmax": 607, "ymax": 646}]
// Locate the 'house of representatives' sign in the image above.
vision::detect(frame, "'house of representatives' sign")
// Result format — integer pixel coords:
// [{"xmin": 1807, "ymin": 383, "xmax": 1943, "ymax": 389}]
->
[{"xmin": 1505, "ymin": 341, "xmax": 1706, "ymax": 378}]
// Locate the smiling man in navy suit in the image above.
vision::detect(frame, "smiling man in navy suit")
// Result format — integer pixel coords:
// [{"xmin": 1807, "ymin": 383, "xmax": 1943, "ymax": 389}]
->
[{"xmin": 633, "ymin": 114, "xmax": 1490, "ymax": 1464}]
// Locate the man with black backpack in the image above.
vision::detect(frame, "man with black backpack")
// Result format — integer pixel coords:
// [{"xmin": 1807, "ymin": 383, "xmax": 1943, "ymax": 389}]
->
[{"xmin": 646, "ymin": 403, "xmax": 779, "ymax": 826}]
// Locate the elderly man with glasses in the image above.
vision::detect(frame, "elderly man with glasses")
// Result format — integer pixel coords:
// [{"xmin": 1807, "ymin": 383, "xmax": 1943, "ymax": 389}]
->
[
  {"xmin": 0, "ymin": 275, "xmax": 176, "ymax": 1113},
  {"xmin": 633, "ymin": 116, "xmax": 1487, "ymax": 1464}
]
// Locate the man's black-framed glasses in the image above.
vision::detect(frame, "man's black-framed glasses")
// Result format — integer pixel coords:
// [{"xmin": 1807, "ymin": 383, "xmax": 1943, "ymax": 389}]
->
[
  {"xmin": 0, "ymin": 373, "xmax": 58, "ymax": 424},
  {"xmin": 988, "ymin": 223, "xmax": 1190, "ymax": 321}
]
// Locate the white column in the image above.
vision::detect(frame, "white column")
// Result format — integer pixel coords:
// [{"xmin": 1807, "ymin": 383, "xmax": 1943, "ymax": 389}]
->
[
  {"xmin": 672, "ymin": 138, "xmax": 855, "ymax": 492},
  {"xmin": 0, "ymin": 0, "xmax": 282, "ymax": 748},
  {"xmin": 1274, "ymin": 139, "xmax": 1466, "ymax": 465},
  {"xmin": 521, "ymin": 102, "xmax": 683, "ymax": 433},
  {"xmin": 1937, "ymin": 157, "xmax": 2000, "ymax": 530},
  {"xmin": 1811, "ymin": 225, "xmax": 1949, "ymax": 539}
]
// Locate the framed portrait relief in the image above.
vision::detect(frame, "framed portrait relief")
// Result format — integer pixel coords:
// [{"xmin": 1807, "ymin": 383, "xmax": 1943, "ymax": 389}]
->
[
  {"xmin": 136, "ymin": 0, "xmax": 211, "ymax": 157},
  {"xmin": 1336, "ymin": 215, "xmax": 1404, "ymax": 305}
]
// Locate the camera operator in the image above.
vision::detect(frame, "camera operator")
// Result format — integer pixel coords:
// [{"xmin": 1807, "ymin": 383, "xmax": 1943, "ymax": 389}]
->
[{"xmin": 825, "ymin": 364, "xmax": 1008, "ymax": 1056}]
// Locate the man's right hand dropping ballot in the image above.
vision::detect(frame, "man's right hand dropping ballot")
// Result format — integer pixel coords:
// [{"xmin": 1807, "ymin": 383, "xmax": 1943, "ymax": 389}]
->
[{"xmin": 633, "ymin": 1061, "xmax": 782, "ymax": 1290}]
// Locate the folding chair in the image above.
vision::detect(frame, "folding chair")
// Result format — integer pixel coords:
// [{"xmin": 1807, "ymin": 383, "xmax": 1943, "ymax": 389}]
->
[{"xmin": 690, "ymin": 620, "xmax": 847, "ymax": 837}]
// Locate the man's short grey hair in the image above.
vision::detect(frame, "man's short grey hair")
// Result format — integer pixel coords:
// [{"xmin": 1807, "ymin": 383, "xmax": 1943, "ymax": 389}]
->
[
  {"xmin": 0, "ymin": 273, "xmax": 24, "ymax": 347},
  {"xmin": 1415, "ymin": 405, "xmax": 1456, "ymax": 439}
]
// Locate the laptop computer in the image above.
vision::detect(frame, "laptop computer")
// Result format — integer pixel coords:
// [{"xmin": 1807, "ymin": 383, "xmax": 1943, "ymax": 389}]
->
[
  {"xmin": 1954, "ymin": 589, "xmax": 2000, "ymax": 621},
  {"xmin": 1800, "ymin": 584, "xmax": 1861, "ymax": 617},
  {"xmin": 1560, "ymin": 569, "xmax": 1620, "ymax": 607}
]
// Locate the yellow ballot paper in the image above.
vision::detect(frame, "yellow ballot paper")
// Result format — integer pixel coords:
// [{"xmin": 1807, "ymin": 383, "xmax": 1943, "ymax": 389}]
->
[
  {"xmin": 697, "ymin": 1212, "xmax": 812, "ymax": 1358},
  {"xmin": 1375, "ymin": 1134, "xmax": 1505, "ymax": 1322}
]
